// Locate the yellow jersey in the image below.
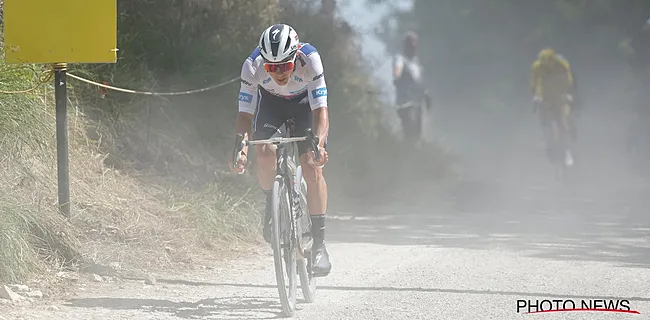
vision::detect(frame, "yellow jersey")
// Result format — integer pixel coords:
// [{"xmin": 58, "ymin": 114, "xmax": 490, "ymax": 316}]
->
[{"xmin": 531, "ymin": 50, "xmax": 574, "ymax": 100}]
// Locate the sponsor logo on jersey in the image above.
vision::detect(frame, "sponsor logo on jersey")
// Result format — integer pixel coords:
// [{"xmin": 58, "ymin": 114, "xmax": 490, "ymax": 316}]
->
[
  {"xmin": 293, "ymin": 75, "xmax": 303, "ymax": 83},
  {"xmin": 312, "ymin": 73, "xmax": 323, "ymax": 81},
  {"xmin": 239, "ymin": 92, "xmax": 253, "ymax": 103},
  {"xmin": 240, "ymin": 78, "xmax": 253, "ymax": 86},
  {"xmin": 311, "ymin": 87, "xmax": 327, "ymax": 99},
  {"xmin": 263, "ymin": 77, "xmax": 272, "ymax": 84}
]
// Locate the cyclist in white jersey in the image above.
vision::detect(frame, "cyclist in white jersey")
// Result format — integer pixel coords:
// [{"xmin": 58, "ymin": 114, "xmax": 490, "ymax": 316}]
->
[{"xmin": 230, "ymin": 24, "xmax": 331, "ymax": 277}]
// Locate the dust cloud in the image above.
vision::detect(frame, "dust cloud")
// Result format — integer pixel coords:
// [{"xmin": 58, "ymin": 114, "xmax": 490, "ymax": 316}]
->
[{"xmin": 332, "ymin": 1, "xmax": 650, "ymax": 268}]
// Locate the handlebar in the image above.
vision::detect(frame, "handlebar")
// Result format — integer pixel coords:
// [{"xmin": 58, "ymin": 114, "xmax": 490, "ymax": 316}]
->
[
  {"xmin": 231, "ymin": 129, "xmax": 320, "ymax": 170},
  {"xmin": 244, "ymin": 136, "xmax": 308, "ymax": 146}
]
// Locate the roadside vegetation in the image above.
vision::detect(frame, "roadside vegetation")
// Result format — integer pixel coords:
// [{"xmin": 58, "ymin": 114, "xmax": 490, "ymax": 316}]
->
[{"xmin": 0, "ymin": 0, "xmax": 454, "ymax": 285}]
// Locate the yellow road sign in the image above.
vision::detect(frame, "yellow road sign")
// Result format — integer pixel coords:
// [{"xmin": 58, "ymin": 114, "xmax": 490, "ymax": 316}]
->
[{"xmin": 4, "ymin": 0, "xmax": 117, "ymax": 64}]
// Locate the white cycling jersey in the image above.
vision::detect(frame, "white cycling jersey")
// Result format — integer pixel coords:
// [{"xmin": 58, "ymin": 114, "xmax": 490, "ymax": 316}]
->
[{"xmin": 238, "ymin": 43, "xmax": 328, "ymax": 114}]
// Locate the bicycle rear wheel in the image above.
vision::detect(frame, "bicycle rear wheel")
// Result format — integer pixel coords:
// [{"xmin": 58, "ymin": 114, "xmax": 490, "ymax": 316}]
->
[{"xmin": 271, "ymin": 177, "xmax": 297, "ymax": 317}]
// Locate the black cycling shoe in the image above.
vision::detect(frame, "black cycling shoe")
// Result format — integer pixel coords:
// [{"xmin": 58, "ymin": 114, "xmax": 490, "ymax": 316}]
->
[
  {"xmin": 262, "ymin": 201, "xmax": 272, "ymax": 244},
  {"xmin": 311, "ymin": 243, "xmax": 331, "ymax": 277}
]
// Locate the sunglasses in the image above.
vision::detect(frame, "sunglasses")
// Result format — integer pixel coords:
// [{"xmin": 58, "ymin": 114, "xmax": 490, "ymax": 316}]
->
[{"xmin": 264, "ymin": 60, "xmax": 295, "ymax": 73}]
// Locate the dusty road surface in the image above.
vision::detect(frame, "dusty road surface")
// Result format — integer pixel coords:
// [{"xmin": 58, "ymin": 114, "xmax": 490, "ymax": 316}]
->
[
  {"xmin": 2, "ymin": 96, "xmax": 650, "ymax": 319},
  {"xmin": 1, "ymin": 168, "xmax": 649, "ymax": 320}
]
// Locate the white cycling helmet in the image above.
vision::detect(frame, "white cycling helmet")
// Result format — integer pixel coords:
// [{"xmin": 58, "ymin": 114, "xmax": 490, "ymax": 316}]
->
[{"xmin": 258, "ymin": 24, "xmax": 300, "ymax": 63}]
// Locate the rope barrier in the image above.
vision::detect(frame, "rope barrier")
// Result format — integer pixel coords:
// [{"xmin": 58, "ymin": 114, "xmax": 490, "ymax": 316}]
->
[
  {"xmin": 0, "ymin": 82, "xmax": 45, "ymax": 94},
  {"xmin": 0, "ymin": 67, "xmax": 54, "ymax": 94},
  {"xmin": 66, "ymin": 73, "xmax": 240, "ymax": 96},
  {"xmin": 0, "ymin": 65, "xmax": 239, "ymax": 96}
]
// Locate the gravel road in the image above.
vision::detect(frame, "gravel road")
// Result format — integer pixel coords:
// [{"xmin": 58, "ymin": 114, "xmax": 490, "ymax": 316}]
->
[
  {"xmin": 2, "ymin": 93, "xmax": 649, "ymax": 319},
  {"xmin": 1, "ymin": 167, "xmax": 649, "ymax": 320}
]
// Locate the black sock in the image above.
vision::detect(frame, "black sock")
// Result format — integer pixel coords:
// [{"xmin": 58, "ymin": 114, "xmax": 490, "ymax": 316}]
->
[{"xmin": 310, "ymin": 214, "xmax": 326, "ymax": 245}]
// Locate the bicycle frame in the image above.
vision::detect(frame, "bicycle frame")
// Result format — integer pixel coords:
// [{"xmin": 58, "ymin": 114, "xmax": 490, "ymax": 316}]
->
[{"xmin": 232, "ymin": 121, "xmax": 320, "ymax": 249}]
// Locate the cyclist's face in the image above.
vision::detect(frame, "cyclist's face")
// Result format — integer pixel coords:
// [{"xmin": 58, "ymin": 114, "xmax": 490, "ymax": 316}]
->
[{"xmin": 404, "ymin": 38, "xmax": 418, "ymax": 57}]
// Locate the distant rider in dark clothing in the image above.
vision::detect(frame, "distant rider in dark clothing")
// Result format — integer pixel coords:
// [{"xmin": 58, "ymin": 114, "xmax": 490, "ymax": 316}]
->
[{"xmin": 392, "ymin": 31, "xmax": 431, "ymax": 144}]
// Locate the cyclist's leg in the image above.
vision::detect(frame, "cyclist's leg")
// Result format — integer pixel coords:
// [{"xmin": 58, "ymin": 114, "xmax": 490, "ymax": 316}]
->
[
  {"xmin": 556, "ymin": 102, "xmax": 571, "ymax": 151},
  {"xmin": 399, "ymin": 104, "xmax": 422, "ymax": 145},
  {"xmin": 290, "ymin": 98, "xmax": 331, "ymax": 276},
  {"xmin": 412, "ymin": 102, "xmax": 424, "ymax": 143},
  {"xmin": 538, "ymin": 103, "xmax": 555, "ymax": 160},
  {"xmin": 552, "ymin": 99, "xmax": 573, "ymax": 166},
  {"xmin": 405, "ymin": 105, "xmax": 420, "ymax": 142},
  {"xmin": 253, "ymin": 90, "xmax": 288, "ymax": 189},
  {"xmin": 253, "ymin": 89, "xmax": 289, "ymax": 242},
  {"xmin": 561, "ymin": 101, "xmax": 572, "ymax": 143},
  {"xmin": 567, "ymin": 98, "xmax": 578, "ymax": 141},
  {"xmin": 396, "ymin": 106, "xmax": 412, "ymax": 140}
]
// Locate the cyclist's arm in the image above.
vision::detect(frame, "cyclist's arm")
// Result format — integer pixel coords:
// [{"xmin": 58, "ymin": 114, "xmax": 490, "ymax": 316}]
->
[
  {"xmin": 561, "ymin": 60, "xmax": 574, "ymax": 92},
  {"xmin": 571, "ymin": 73, "xmax": 577, "ymax": 94},
  {"xmin": 393, "ymin": 55, "xmax": 404, "ymax": 80},
  {"xmin": 530, "ymin": 61, "xmax": 540, "ymax": 96},
  {"xmin": 306, "ymin": 52, "xmax": 329, "ymax": 148},
  {"xmin": 234, "ymin": 112, "xmax": 253, "ymax": 140},
  {"xmin": 312, "ymin": 108, "xmax": 329, "ymax": 149},
  {"xmin": 235, "ymin": 53, "xmax": 260, "ymax": 146}
]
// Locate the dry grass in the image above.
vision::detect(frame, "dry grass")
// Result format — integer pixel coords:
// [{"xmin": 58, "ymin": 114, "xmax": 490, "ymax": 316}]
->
[
  {"xmin": 0, "ymin": 56, "xmax": 263, "ymax": 284},
  {"xmin": 0, "ymin": 0, "xmax": 459, "ymax": 286},
  {"xmin": 66, "ymin": 104, "xmax": 263, "ymax": 272},
  {"xmin": 0, "ymin": 60, "xmax": 82, "ymax": 283}
]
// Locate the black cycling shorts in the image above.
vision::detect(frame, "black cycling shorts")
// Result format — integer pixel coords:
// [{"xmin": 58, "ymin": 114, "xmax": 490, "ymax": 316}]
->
[{"xmin": 252, "ymin": 88, "xmax": 327, "ymax": 155}]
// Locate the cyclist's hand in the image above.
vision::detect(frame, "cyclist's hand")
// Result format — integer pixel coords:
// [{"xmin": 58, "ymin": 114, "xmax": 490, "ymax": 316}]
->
[
  {"xmin": 229, "ymin": 149, "xmax": 248, "ymax": 174},
  {"xmin": 308, "ymin": 147, "xmax": 328, "ymax": 168}
]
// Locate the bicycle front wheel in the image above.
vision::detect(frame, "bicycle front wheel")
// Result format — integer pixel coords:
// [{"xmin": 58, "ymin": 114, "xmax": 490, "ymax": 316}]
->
[
  {"xmin": 271, "ymin": 177, "xmax": 298, "ymax": 317},
  {"xmin": 296, "ymin": 173, "xmax": 316, "ymax": 303}
]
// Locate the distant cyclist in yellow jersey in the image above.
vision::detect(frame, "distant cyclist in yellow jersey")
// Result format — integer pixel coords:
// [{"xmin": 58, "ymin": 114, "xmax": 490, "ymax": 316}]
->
[{"xmin": 530, "ymin": 48, "xmax": 575, "ymax": 166}]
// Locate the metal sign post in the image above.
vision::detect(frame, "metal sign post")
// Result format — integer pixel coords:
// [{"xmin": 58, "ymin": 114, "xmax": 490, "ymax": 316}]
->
[
  {"xmin": 4, "ymin": 0, "xmax": 117, "ymax": 217},
  {"xmin": 53, "ymin": 63, "xmax": 70, "ymax": 217}
]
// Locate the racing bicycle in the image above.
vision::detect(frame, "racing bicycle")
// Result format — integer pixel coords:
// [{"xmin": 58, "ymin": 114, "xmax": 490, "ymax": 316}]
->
[
  {"xmin": 537, "ymin": 99, "xmax": 574, "ymax": 180},
  {"xmin": 232, "ymin": 120, "xmax": 319, "ymax": 317}
]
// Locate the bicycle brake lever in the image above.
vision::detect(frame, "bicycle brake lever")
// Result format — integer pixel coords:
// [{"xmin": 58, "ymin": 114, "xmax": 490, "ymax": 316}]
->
[{"xmin": 306, "ymin": 128, "xmax": 320, "ymax": 162}]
